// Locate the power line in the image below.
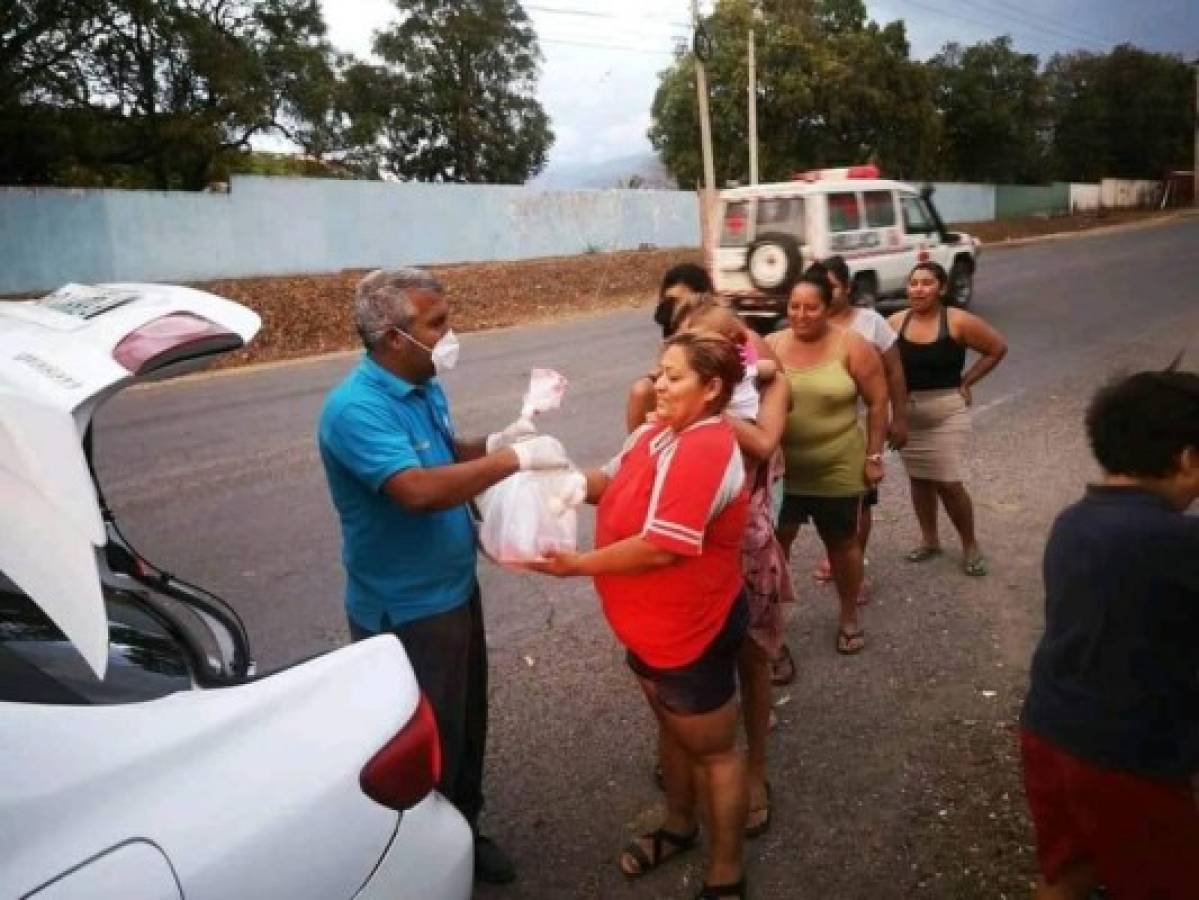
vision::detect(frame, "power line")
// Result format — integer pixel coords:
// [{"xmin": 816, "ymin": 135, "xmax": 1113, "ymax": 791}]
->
[
  {"xmin": 956, "ymin": 0, "xmax": 1111, "ymax": 52},
  {"xmin": 885, "ymin": 0, "xmax": 1087, "ymax": 56},
  {"xmin": 539, "ymin": 36, "xmax": 681, "ymax": 56},
  {"xmin": 977, "ymin": 0, "xmax": 1121, "ymax": 49},
  {"xmin": 525, "ymin": 3, "xmax": 691, "ymax": 29}
]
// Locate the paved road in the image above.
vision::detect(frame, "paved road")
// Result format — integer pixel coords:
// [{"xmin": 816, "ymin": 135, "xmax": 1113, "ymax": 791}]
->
[
  {"xmin": 96, "ymin": 215, "xmax": 1198, "ymax": 669},
  {"xmin": 94, "ymin": 216, "xmax": 1199, "ymax": 897}
]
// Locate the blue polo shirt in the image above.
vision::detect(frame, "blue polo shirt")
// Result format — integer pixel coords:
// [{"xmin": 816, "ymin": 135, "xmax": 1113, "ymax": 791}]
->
[{"xmin": 318, "ymin": 355, "xmax": 477, "ymax": 631}]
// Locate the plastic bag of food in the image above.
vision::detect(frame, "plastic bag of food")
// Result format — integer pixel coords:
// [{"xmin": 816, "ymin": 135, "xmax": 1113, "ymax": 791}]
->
[
  {"xmin": 477, "ymin": 468, "xmax": 587, "ymax": 570},
  {"xmin": 520, "ymin": 368, "xmax": 568, "ymax": 421}
]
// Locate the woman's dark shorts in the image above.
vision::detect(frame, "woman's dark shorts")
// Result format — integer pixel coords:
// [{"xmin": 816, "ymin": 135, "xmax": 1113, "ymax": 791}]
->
[
  {"xmin": 778, "ymin": 493, "xmax": 867, "ymax": 542},
  {"xmin": 627, "ymin": 592, "xmax": 748, "ymax": 716}
]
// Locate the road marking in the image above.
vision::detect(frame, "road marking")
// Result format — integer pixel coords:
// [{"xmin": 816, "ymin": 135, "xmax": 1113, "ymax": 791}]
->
[{"xmin": 972, "ymin": 391, "xmax": 1020, "ymax": 418}]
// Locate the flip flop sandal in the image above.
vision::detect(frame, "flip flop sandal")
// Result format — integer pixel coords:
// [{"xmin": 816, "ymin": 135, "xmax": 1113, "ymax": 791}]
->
[
  {"xmin": 696, "ymin": 877, "xmax": 747, "ymax": 899},
  {"xmin": 811, "ymin": 559, "xmax": 833, "ymax": 582},
  {"xmin": 745, "ymin": 781, "xmax": 772, "ymax": 839},
  {"xmin": 836, "ymin": 628, "xmax": 865, "ymax": 655},
  {"xmin": 770, "ymin": 643, "xmax": 796, "ymax": 687},
  {"xmin": 905, "ymin": 546, "xmax": 943, "ymax": 563},
  {"xmin": 619, "ymin": 825, "xmax": 698, "ymax": 880},
  {"xmin": 964, "ymin": 555, "xmax": 988, "ymax": 577}
]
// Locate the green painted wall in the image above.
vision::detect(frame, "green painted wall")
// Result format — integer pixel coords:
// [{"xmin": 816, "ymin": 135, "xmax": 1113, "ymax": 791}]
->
[{"xmin": 995, "ymin": 182, "xmax": 1071, "ymax": 219}]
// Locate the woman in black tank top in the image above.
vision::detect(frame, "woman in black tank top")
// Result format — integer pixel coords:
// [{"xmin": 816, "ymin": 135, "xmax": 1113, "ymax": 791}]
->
[
  {"xmin": 887, "ymin": 263, "xmax": 1007, "ymax": 577},
  {"xmin": 897, "ymin": 304, "xmax": 967, "ymax": 392}
]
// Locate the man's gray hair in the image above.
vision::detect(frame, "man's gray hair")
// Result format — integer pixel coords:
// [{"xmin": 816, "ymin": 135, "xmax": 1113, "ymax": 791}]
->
[{"xmin": 354, "ymin": 267, "xmax": 444, "ymax": 349}]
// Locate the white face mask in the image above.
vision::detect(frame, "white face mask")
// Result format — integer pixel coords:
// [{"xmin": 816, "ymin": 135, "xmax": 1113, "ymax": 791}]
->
[{"xmin": 396, "ymin": 327, "xmax": 460, "ymax": 374}]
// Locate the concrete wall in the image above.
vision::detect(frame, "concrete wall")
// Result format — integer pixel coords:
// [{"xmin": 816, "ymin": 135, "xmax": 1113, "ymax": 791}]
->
[
  {"xmin": 1100, "ymin": 178, "xmax": 1160, "ymax": 209},
  {"xmin": 995, "ymin": 182, "xmax": 1071, "ymax": 219},
  {"xmin": 927, "ymin": 182, "xmax": 996, "ymax": 224},
  {"xmin": 0, "ymin": 173, "xmax": 1169, "ymax": 295},
  {"xmin": 1068, "ymin": 183, "xmax": 1101, "ymax": 212},
  {"xmin": 0, "ymin": 176, "xmax": 700, "ymax": 295}
]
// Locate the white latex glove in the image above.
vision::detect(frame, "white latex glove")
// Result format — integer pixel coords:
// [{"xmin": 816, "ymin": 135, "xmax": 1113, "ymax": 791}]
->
[
  {"xmin": 545, "ymin": 470, "xmax": 588, "ymax": 516},
  {"xmin": 512, "ymin": 435, "xmax": 570, "ymax": 471},
  {"xmin": 485, "ymin": 416, "xmax": 537, "ymax": 453}
]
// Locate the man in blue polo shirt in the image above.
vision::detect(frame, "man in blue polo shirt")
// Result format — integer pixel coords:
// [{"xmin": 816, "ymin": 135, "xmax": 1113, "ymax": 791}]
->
[{"xmin": 318, "ymin": 267, "xmax": 567, "ymax": 885}]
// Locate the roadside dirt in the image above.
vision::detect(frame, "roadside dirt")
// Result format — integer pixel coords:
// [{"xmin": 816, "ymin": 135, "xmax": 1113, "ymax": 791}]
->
[
  {"xmin": 200, "ymin": 248, "xmax": 699, "ymax": 370},
  {"xmin": 1, "ymin": 208, "xmax": 1173, "ymax": 373},
  {"xmin": 962, "ymin": 207, "xmax": 1166, "ymax": 243},
  {"xmin": 191, "ymin": 208, "xmax": 1171, "ymax": 370}
]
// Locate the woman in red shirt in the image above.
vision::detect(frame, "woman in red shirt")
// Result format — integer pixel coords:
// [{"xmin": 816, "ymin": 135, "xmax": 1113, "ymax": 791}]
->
[{"xmin": 531, "ymin": 331, "xmax": 751, "ymax": 900}]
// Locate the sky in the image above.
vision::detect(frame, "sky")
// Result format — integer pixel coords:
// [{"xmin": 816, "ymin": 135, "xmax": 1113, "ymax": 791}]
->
[{"xmin": 319, "ymin": 0, "xmax": 1199, "ymax": 177}]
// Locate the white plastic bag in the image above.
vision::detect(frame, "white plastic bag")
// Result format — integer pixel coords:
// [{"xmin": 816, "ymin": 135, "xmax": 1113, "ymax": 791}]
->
[
  {"xmin": 477, "ymin": 468, "xmax": 587, "ymax": 569},
  {"xmin": 477, "ymin": 367, "xmax": 581, "ymax": 569},
  {"xmin": 520, "ymin": 368, "xmax": 568, "ymax": 421}
]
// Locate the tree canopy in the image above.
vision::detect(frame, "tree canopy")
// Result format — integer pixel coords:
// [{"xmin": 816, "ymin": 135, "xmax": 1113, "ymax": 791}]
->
[
  {"xmin": 650, "ymin": 0, "xmax": 1195, "ymax": 187},
  {"xmin": 0, "ymin": 0, "xmax": 554, "ymax": 188},
  {"xmin": 366, "ymin": 0, "xmax": 554, "ymax": 183},
  {"xmin": 1044, "ymin": 45, "xmax": 1194, "ymax": 182},
  {"xmin": 650, "ymin": 0, "xmax": 938, "ymax": 187},
  {"xmin": 929, "ymin": 37, "xmax": 1048, "ymax": 183},
  {"xmin": 1, "ymin": 0, "xmax": 341, "ymax": 189}
]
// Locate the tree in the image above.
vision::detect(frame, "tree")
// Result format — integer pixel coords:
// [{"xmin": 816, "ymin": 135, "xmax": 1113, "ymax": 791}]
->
[
  {"xmin": 648, "ymin": 0, "xmax": 939, "ymax": 188},
  {"xmin": 930, "ymin": 37, "xmax": 1050, "ymax": 183},
  {"xmin": 0, "ymin": 0, "xmax": 343, "ymax": 189},
  {"xmin": 1045, "ymin": 46, "xmax": 1193, "ymax": 181},
  {"xmin": 367, "ymin": 0, "xmax": 553, "ymax": 183}
]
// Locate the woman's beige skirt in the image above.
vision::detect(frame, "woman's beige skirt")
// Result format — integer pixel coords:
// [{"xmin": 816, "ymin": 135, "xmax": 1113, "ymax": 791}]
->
[{"xmin": 900, "ymin": 388, "xmax": 971, "ymax": 481}]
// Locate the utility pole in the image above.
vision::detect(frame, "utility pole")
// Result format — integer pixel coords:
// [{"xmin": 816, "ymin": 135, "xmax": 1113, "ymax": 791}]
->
[
  {"xmin": 747, "ymin": 13, "xmax": 759, "ymax": 185},
  {"xmin": 691, "ymin": 0, "xmax": 717, "ymax": 259},
  {"xmin": 1192, "ymin": 58, "xmax": 1198, "ymax": 207}
]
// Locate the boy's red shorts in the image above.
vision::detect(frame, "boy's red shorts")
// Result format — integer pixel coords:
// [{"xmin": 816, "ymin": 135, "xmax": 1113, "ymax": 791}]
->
[{"xmin": 1021, "ymin": 728, "xmax": 1199, "ymax": 899}]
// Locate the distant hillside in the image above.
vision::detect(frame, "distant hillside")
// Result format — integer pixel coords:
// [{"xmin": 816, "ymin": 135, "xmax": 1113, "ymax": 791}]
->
[{"xmin": 530, "ymin": 153, "xmax": 678, "ymax": 190}]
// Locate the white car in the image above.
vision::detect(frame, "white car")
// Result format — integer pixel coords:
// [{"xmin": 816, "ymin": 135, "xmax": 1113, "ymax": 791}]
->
[
  {"xmin": 712, "ymin": 165, "xmax": 982, "ymax": 330},
  {"xmin": 0, "ymin": 284, "xmax": 472, "ymax": 899}
]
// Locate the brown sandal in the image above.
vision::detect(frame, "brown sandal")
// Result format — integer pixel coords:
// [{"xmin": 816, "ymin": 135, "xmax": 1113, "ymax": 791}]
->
[
  {"xmin": 745, "ymin": 781, "xmax": 772, "ymax": 838},
  {"xmin": 619, "ymin": 825, "xmax": 698, "ymax": 879},
  {"xmin": 836, "ymin": 628, "xmax": 865, "ymax": 655},
  {"xmin": 770, "ymin": 643, "xmax": 796, "ymax": 686}
]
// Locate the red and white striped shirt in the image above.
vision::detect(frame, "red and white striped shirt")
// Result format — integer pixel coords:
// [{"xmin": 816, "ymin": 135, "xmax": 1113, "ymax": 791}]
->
[{"xmin": 595, "ymin": 418, "xmax": 748, "ymax": 668}]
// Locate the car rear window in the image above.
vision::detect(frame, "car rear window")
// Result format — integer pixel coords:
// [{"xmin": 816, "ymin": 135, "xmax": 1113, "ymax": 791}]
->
[
  {"xmin": 755, "ymin": 197, "xmax": 805, "ymax": 240},
  {"xmin": 863, "ymin": 191, "xmax": 897, "ymax": 228},
  {"xmin": 0, "ymin": 581, "xmax": 192, "ymax": 705},
  {"xmin": 720, "ymin": 201, "xmax": 750, "ymax": 246},
  {"xmin": 827, "ymin": 193, "xmax": 861, "ymax": 232}
]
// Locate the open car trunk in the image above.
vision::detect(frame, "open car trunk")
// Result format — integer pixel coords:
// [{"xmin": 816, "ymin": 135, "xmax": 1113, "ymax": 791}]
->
[{"xmin": 0, "ymin": 283, "xmax": 261, "ymax": 679}]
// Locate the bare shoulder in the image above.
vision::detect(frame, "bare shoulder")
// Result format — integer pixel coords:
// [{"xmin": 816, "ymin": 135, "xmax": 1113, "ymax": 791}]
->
[
  {"xmin": 748, "ymin": 328, "xmax": 773, "ymax": 358},
  {"xmin": 886, "ymin": 310, "xmax": 907, "ymax": 329},
  {"xmin": 947, "ymin": 305, "xmax": 985, "ymax": 336},
  {"xmin": 843, "ymin": 328, "xmax": 877, "ymax": 366}
]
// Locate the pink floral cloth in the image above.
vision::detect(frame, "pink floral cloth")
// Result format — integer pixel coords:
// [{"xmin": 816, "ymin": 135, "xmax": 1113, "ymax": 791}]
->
[{"xmin": 741, "ymin": 449, "xmax": 795, "ymax": 657}]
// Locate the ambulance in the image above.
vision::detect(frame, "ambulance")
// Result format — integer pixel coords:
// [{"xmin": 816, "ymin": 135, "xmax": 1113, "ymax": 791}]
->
[{"xmin": 711, "ymin": 165, "xmax": 981, "ymax": 330}]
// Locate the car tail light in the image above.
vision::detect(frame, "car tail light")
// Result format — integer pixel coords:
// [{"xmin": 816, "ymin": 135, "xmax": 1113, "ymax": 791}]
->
[
  {"xmin": 359, "ymin": 692, "xmax": 442, "ymax": 811},
  {"xmin": 112, "ymin": 313, "xmax": 242, "ymax": 374}
]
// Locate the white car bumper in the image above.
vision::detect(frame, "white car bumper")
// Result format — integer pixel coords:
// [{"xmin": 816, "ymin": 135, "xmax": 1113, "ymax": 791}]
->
[{"xmin": 355, "ymin": 792, "xmax": 473, "ymax": 900}]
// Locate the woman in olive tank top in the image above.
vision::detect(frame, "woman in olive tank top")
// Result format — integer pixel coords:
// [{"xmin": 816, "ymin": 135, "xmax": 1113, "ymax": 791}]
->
[
  {"xmin": 887, "ymin": 262, "xmax": 1007, "ymax": 576},
  {"xmin": 767, "ymin": 268, "xmax": 889, "ymax": 655}
]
